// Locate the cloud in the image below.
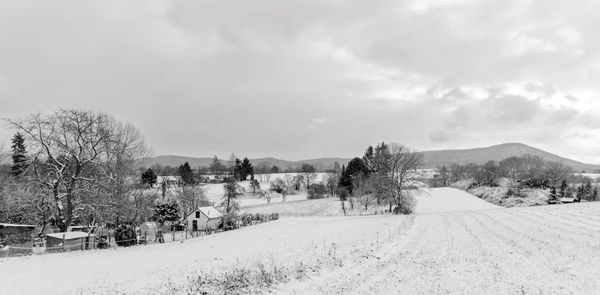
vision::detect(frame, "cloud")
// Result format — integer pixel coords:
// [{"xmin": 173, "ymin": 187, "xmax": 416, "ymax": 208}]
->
[{"xmin": 1, "ymin": 0, "xmax": 600, "ymax": 162}]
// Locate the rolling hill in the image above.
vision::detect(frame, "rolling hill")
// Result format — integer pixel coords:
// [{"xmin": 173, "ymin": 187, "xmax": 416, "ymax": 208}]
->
[
  {"xmin": 143, "ymin": 143, "xmax": 600, "ymax": 173},
  {"xmin": 421, "ymin": 143, "xmax": 600, "ymax": 172}
]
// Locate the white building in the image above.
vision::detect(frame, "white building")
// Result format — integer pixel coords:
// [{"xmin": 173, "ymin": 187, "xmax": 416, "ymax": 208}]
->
[{"xmin": 185, "ymin": 206, "xmax": 223, "ymax": 231}]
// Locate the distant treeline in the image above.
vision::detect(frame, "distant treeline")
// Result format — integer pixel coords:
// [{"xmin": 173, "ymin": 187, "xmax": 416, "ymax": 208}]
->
[
  {"xmin": 144, "ymin": 160, "xmax": 341, "ymax": 177},
  {"xmin": 431, "ymin": 154, "xmax": 573, "ymax": 188}
]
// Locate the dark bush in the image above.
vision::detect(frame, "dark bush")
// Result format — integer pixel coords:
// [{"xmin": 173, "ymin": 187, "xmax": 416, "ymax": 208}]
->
[
  {"xmin": 221, "ymin": 213, "xmax": 238, "ymax": 230},
  {"xmin": 307, "ymin": 183, "xmax": 328, "ymax": 199},
  {"xmin": 114, "ymin": 224, "xmax": 137, "ymax": 247}
]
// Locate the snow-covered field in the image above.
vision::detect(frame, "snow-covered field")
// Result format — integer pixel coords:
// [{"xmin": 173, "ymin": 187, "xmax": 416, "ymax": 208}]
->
[
  {"xmin": 4, "ymin": 187, "xmax": 600, "ymax": 294},
  {"xmin": 0, "ymin": 215, "xmax": 411, "ymax": 294},
  {"xmin": 202, "ymin": 172, "xmax": 330, "ymax": 207},
  {"xmin": 414, "ymin": 187, "xmax": 501, "ymax": 215},
  {"xmin": 277, "ymin": 189, "xmax": 600, "ymax": 294}
]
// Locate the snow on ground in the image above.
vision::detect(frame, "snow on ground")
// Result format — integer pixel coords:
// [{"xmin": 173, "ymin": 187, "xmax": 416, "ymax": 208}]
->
[
  {"xmin": 5, "ymin": 187, "xmax": 600, "ymax": 294},
  {"xmin": 276, "ymin": 188, "xmax": 600, "ymax": 294},
  {"xmin": 202, "ymin": 172, "xmax": 330, "ymax": 207},
  {"xmin": 0, "ymin": 215, "xmax": 410, "ymax": 295},
  {"xmin": 414, "ymin": 187, "xmax": 501, "ymax": 215}
]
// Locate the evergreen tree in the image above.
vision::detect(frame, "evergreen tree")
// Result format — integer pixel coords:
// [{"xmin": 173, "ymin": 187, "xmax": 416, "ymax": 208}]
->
[
  {"xmin": 338, "ymin": 164, "xmax": 353, "ymax": 193},
  {"xmin": 141, "ymin": 168, "xmax": 158, "ymax": 187},
  {"xmin": 209, "ymin": 156, "xmax": 226, "ymax": 177},
  {"xmin": 10, "ymin": 132, "xmax": 28, "ymax": 177},
  {"xmin": 559, "ymin": 179, "xmax": 568, "ymax": 198},
  {"xmin": 233, "ymin": 158, "xmax": 243, "ymax": 180},
  {"xmin": 178, "ymin": 162, "xmax": 195, "ymax": 185},
  {"xmin": 151, "ymin": 203, "xmax": 180, "ymax": 225},
  {"xmin": 270, "ymin": 165, "xmax": 280, "ymax": 174},
  {"xmin": 585, "ymin": 180, "xmax": 593, "ymax": 200},
  {"xmin": 549, "ymin": 186, "xmax": 558, "ymax": 203},
  {"xmin": 362, "ymin": 146, "xmax": 375, "ymax": 173},
  {"xmin": 241, "ymin": 157, "xmax": 254, "ymax": 180}
]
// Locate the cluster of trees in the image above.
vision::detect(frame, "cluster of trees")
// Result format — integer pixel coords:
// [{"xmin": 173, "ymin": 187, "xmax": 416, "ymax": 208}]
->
[
  {"xmin": 548, "ymin": 179, "xmax": 598, "ymax": 202},
  {"xmin": 433, "ymin": 155, "xmax": 573, "ymax": 189},
  {"xmin": 337, "ymin": 142, "xmax": 423, "ymax": 214},
  {"xmin": 0, "ymin": 110, "xmax": 149, "ymax": 232}
]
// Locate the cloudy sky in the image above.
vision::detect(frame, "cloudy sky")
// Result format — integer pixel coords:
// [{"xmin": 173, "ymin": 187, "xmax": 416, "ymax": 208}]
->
[{"xmin": 1, "ymin": 0, "xmax": 600, "ymax": 162}]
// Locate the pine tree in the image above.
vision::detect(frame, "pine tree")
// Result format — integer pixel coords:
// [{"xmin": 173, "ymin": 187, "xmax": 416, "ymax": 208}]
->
[
  {"xmin": 10, "ymin": 132, "xmax": 28, "ymax": 177},
  {"xmin": 559, "ymin": 180, "xmax": 568, "ymax": 198},
  {"xmin": 209, "ymin": 156, "xmax": 226, "ymax": 177},
  {"xmin": 233, "ymin": 158, "xmax": 243, "ymax": 180},
  {"xmin": 178, "ymin": 162, "xmax": 195, "ymax": 185},
  {"xmin": 141, "ymin": 168, "xmax": 158, "ymax": 187},
  {"xmin": 362, "ymin": 146, "xmax": 375, "ymax": 173},
  {"xmin": 549, "ymin": 186, "xmax": 558, "ymax": 203},
  {"xmin": 270, "ymin": 165, "xmax": 280, "ymax": 174},
  {"xmin": 241, "ymin": 157, "xmax": 253, "ymax": 180},
  {"xmin": 338, "ymin": 164, "xmax": 353, "ymax": 193}
]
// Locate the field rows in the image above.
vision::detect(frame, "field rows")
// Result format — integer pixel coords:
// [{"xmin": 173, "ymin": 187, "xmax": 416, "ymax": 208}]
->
[{"xmin": 278, "ymin": 189, "xmax": 600, "ymax": 294}]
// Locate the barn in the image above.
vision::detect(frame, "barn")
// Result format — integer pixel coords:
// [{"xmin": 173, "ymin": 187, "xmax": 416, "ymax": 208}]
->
[
  {"xmin": 186, "ymin": 206, "xmax": 223, "ymax": 231},
  {"xmin": 45, "ymin": 232, "xmax": 96, "ymax": 251},
  {"xmin": 0, "ymin": 223, "xmax": 36, "ymax": 247}
]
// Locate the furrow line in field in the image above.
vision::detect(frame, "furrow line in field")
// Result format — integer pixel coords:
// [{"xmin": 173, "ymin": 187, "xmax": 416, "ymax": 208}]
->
[
  {"xmin": 486, "ymin": 209, "xmax": 582, "ymax": 247},
  {"xmin": 523, "ymin": 205, "xmax": 600, "ymax": 225},
  {"xmin": 348, "ymin": 214, "xmax": 457, "ymax": 295},
  {"xmin": 461, "ymin": 211, "xmax": 550, "ymax": 294},
  {"xmin": 509, "ymin": 209, "xmax": 600, "ymax": 246},
  {"xmin": 277, "ymin": 217, "xmax": 419, "ymax": 295}
]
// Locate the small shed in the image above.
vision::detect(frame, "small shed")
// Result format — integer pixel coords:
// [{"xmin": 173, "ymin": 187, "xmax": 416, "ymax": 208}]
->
[
  {"xmin": 45, "ymin": 231, "xmax": 96, "ymax": 251},
  {"xmin": 186, "ymin": 206, "xmax": 223, "ymax": 231},
  {"xmin": 0, "ymin": 223, "xmax": 36, "ymax": 247}
]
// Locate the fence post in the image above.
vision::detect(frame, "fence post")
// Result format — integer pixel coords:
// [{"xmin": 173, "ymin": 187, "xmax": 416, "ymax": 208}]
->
[
  {"xmin": 62, "ymin": 233, "xmax": 66, "ymax": 252},
  {"xmin": 332, "ymin": 243, "xmax": 336, "ymax": 260}
]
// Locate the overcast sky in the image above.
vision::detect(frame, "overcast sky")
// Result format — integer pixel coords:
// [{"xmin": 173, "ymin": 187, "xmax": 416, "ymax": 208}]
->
[{"xmin": 1, "ymin": 0, "xmax": 600, "ymax": 162}]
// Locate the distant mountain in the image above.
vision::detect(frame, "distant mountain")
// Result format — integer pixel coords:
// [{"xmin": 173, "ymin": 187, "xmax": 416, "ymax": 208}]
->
[
  {"xmin": 143, "ymin": 155, "xmax": 216, "ymax": 168},
  {"xmin": 143, "ymin": 155, "xmax": 350, "ymax": 171},
  {"xmin": 421, "ymin": 143, "xmax": 600, "ymax": 172},
  {"xmin": 143, "ymin": 143, "xmax": 600, "ymax": 173}
]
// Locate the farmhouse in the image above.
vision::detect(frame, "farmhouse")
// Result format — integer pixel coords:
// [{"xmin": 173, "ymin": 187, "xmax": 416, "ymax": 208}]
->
[
  {"xmin": 0, "ymin": 223, "xmax": 36, "ymax": 247},
  {"xmin": 45, "ymin": 231, "xmax": 96, "ymax": 251},
  {"xmin": 186, "ymin": 206, "xmax": 223, "ymax": 231}
]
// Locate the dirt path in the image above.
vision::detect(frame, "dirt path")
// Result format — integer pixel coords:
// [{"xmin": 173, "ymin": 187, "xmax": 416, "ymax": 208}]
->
[{"xmin": 277, "ymin": 188, "xmax": 600, "ymax": 294}]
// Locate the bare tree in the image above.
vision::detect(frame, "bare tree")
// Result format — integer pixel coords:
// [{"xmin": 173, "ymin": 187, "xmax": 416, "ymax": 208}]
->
[
  {"xmin": 177, "ymin": 185, "xmax": 209, "ymax": 220},
  {"xmin": 300, "ymin": 164, "xmax": 316, "ymax": 190},
  {"xmin": 7, "ymin": 109, "xmax": 148, "ymax": 231},
  {"xmin": 386, "ymin": 143, "xmax": 423, "ymax": 214}
]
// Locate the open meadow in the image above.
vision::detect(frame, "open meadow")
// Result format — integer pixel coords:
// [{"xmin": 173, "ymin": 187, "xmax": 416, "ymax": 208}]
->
[{"xmin": 4, "ymin": 188, "xmax": 600, "ymax": 294}]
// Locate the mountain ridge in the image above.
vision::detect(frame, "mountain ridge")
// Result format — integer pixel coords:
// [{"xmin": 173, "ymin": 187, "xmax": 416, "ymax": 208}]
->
[{"xmin": 142, "ymin": 143, "xmax": 600, "ymax": 173}]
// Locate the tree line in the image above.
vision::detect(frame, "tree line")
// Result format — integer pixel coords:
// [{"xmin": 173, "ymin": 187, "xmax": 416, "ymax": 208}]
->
[
  {"xmin": 431, "ymin": 154, "xmax": 574, "ymax": 189},
  {"xmin": 335, "ymin": 142, "xmax": 423, "ymax": 214}
]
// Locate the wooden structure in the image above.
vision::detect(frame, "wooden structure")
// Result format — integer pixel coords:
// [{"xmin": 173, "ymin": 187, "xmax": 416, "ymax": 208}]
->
[
  {"xmin": 185, "ymin": 206, "xmax": 223, "ymax": 231},
  {"xmin": 0, "ymin": 223, "xmax": 36, "ymax": 247},
  {"xmin": 45, "ymin": 232, "xmax": 96, "ymax": 251}
]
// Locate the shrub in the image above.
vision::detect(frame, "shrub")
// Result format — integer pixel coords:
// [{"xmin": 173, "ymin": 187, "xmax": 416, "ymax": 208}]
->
[
  {"xmin": 114, "ymin": 224, "xmax": 137, "ymax": 247},
  {"xmin": 221, "ymin": 213, "xmax": 238, "ymax": 230},
  {"xmin": 307, "ymin": 183, "xmax": 328, "ymax": 199}
]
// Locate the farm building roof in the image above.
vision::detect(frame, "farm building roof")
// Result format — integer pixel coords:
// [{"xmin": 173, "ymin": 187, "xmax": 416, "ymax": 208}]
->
[
  {"xmin": 199, "ymin": 206, "xmax": 223, "ymax": 218},
  {"xmin": 0, "ymin": 223, "xmax": 35, "ymax": 228},
  {"xmin": 186, "ymin": 206, "xmax": 223, "ymax": 219},
  {"xmin": 46, "ymin": 232, "xmax": 95, "ymax": 240}
]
